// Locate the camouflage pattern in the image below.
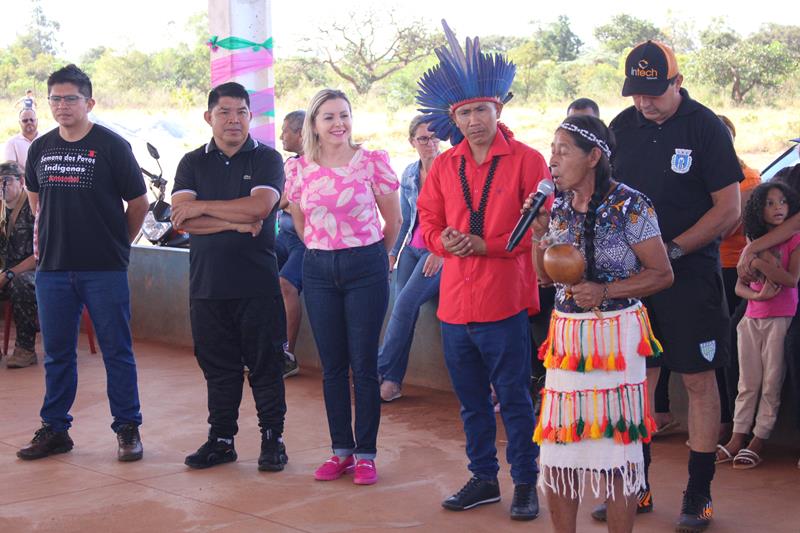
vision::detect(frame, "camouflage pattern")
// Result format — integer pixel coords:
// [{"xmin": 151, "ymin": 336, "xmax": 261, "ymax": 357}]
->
[{"xmin": 0, "ymin": 199, "xmax": 37, "ymax": 351}]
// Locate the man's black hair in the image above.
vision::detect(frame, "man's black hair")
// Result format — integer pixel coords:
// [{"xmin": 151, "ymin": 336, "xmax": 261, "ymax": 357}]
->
[
  {"xmin": 208, "ymin": 82, "xmax": 250, "ymax": 110},
  {"xmin": 567, "ymin": 97, "xmax": 599, "ymax": 117},
  {"xmin": 47, "ymin": 64, "xmax": 92, "ymax": 98}
]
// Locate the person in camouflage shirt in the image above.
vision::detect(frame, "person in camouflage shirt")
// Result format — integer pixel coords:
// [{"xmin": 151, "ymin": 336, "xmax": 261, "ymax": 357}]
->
[{"xmin": 0, "ymin": 161, "xmax": 37, "ymax": 368}]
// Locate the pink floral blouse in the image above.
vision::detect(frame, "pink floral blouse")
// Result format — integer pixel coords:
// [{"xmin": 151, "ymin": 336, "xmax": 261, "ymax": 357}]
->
[{"xmin": 285, "ymin": 148, "xmax": 399, "ymax": 250}]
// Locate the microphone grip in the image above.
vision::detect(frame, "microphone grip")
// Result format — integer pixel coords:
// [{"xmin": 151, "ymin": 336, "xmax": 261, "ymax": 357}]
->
[{"xmin": 505, "ymin": 193, "xmax": 547, "ymax": 252}]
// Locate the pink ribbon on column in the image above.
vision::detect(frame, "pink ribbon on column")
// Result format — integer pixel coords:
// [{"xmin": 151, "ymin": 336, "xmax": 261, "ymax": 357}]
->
[
  {"xmin": 249, "ymin": 88, "xmax": 275, "ymax": 116},
  {"xmin": 250, "ymin": 124, "xmax": 275, "ymax": 146},
  {"xmin": 211, "ymin": 49, "xmax": 274, "ymax": 86}
]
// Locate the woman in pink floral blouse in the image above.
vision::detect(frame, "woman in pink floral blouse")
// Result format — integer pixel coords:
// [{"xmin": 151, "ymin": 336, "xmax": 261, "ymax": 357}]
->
[{"xmin": 286, "ymin": 88, "xmax": 401, "ymax": 485}]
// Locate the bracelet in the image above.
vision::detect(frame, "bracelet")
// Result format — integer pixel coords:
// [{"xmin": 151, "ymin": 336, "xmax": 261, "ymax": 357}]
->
[{"xmin": 601, "ymin": 283, "xmax": 609, "ymax": 305}]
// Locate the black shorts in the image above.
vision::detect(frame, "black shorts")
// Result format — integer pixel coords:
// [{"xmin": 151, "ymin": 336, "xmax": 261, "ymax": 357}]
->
[{"xmin": 644, "ymin": 265, "xmax": 730, "ymax": 374}]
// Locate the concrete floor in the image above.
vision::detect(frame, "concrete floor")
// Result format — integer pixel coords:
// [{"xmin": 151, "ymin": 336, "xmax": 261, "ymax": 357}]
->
[{"xmin": 0, "ymin": 339, "xmax": 798, "ymax": 532}]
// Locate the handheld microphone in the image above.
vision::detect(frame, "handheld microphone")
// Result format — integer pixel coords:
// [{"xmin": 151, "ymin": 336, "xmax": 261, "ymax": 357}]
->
[{"xmin": 505, "ymin": 179, "xmax": 555, "ymax": 252}]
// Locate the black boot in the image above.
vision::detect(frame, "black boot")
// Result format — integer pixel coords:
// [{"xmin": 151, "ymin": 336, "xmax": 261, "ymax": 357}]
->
[
  {"xmin": 184, "ymin": 436, "xmax": 237, "ymax": 469},
  {"xmin": 258, "ymin": 429, "xmax": 288, "ymax": 472}
]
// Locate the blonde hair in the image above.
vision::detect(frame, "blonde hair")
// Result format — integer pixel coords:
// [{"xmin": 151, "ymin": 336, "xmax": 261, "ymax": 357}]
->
[{"xmin": 302, "ymin": 88, "xmax": 359, "ymax": 163}]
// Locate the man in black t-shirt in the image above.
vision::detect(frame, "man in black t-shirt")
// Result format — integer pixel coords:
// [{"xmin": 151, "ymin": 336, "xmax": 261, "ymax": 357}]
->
[
  {"xmin": 594, "ymin": 41, "xmax": 742, "ymax": 532},
  {"xmin": 171, "ymin": 82, "xmax": 288, "ymax": 472},
  {"xmin": 18, "ymin": 65, "xmax": 149, "ymax": 463}
]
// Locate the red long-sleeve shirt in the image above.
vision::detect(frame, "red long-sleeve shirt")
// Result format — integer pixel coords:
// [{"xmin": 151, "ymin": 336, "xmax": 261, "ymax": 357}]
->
[{"xmin": 417, "ymin": 127, "xmax": 551, "ymax": 324}]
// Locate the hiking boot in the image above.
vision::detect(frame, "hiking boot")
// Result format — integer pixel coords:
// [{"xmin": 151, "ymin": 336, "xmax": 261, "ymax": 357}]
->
[
  {"xmin": 116, "ymin": 423, "xmax": 143, "ymax": 462},
  {"xmin": 17, "ymin": 424, "xmax": 74, "ymax": 460},
  {"xmin": 314, "ymin": 455, "xmax": 355, "ymax": 480},
  {"xmin": 591, "ymin": 488, "xmax": 653, "ymax": 521},
  {"xmin": 510, "ymin": 483, "xmax": 539, "ymax": 520},
  {"xmin": 184, "ymin": 436, "xmax": 237, "ymax": 469},
  {"xmin": 676, "ymin": 491, "xmax": 713, "ymax": 532},
  {"xmin": 6, "ymin": 347, "xmax": 37, "ymax": 368},
  {"xmin": 258, "ymin": 429, "xmax": 288, "ymax": 472},
  {"xmin": 380, "ymin": 380, "xmax": 402, "ymax": 402},
  {"xmin": 442, "ymin": 476, "xmax": 501, "ymax": 511},
  {"xmin": 283, "ymin": 351, "xmax": 299, "ymax": 378}
]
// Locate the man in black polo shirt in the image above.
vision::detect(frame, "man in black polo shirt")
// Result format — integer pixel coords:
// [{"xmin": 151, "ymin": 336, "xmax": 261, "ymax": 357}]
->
[
  {"xmin": 604, "ymin": 41, "xmax": 742, "ymax": 532},
  {"xmin": 171, "ymin": 82, "xmax": 288, "ymax": 472}
]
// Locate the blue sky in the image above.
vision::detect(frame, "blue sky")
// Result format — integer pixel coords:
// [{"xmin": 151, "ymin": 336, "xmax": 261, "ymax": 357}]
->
[{"xmin": 4, "ymin": 0, "xmax": 800, "ymax": 59}]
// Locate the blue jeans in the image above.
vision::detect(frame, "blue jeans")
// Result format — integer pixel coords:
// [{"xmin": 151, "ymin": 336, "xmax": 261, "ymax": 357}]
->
[
  {"xmin": 303, "ymin": 242, "xmax": 389, "ymax": 458},
  {"xmin": 378, "ymin": 245, "xmax": 440, "ymax": 384},
  {"xmin": 441, "ymin": 310, "xmax": 539, "ymax": 484},
  {"xmin": 36, "ymin": 271, "xmax": 141, "ymax": 433}
]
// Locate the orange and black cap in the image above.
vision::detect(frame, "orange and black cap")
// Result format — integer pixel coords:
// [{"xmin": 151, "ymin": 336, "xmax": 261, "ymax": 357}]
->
[{"xmin": 622, "ymin": 40, "xmax": 679, "ymax": 97}]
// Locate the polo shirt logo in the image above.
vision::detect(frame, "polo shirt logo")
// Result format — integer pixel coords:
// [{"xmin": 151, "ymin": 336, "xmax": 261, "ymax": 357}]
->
[
  {"xmin": 243, "ymin": 174, "xmax": 252, "ymax": 180},
  {"xmin": 670, "ymin": 148, "xmax": 693, "ymax": 174}
]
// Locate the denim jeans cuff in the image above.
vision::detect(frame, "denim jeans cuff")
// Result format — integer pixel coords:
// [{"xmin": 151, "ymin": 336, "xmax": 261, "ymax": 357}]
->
[
  {"xmin": 333, "ymin": 448, "xmax": 355, "ymax": 458},
  {"xmin": 354, "ymin": 453, "xmax": 376, "ymax": 461}
]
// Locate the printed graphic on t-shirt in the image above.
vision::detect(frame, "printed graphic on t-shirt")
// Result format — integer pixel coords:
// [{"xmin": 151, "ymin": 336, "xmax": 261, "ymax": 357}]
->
[{"xmin": 38, "ymin": 148, "xmax": 96, "ymax": 190}]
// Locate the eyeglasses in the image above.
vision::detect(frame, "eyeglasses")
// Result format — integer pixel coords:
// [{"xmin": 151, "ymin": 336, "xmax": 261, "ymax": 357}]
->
[
  {"xmin": 1, "ymin": 176, "xmax": 20, "ymax": 184},
  {"xmin": 48, "ymin": 95, "xmax": 87, "ymax": 105},
  {"xmin": 414, "ymin": 135, "xmax": 439, "ymax": 145},
  {"xmin": 20, "ymin": 118, "xmax": 36, "ymax": 123}
]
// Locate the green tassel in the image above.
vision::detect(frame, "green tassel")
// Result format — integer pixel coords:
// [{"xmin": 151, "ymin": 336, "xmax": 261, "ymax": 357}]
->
[
  {"xmin": 577, "ymin": 418, "xmax": 585, "ymax": 436},
  {"xmin": 616, "ymin": 417, "xmax": 627, "ymax": 433},
  {"xmin": 639, "ymin": 421, "xmax": 648, "ymax": 440},
  {"xmin": 651, "ymin": 339, "xmax": 662, "ymax": 357},
  {"xmin": 628, "ymin": 420, "xmax": 639, "ymax": 441},
  {"xmin": 604, "ymin": 419, "xmax": 614, "ymax": 438},
  {"xmin": 577, "ymin": 355, "xmax": 586, "ymax": 373}
]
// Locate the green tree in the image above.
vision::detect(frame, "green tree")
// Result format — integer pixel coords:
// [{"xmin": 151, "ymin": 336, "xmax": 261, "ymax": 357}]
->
[
  {"xmin": 480, "ymin": 35, "xmax": 527, "ymax": 55},
  {"xmin": 751, "ymin": 23, "xmax": 800, "ymax": 59},
  {"xmin": 536, "ymin": 15, "xmax": 582, "ymax": 62},
  {"xmin": 17, "ymin": 0, "xmax": 61, "ymax": 56},
  {"xmin": 508, "ymin": 40, "xmax": 547, "ymax": 100},
  {"xmin": 690, "ymin": 25, "xmax": 796, "ymax": 104},
  {"xmin": 594, "ymin": 14, "xmax": 665, "ymax": 54}
]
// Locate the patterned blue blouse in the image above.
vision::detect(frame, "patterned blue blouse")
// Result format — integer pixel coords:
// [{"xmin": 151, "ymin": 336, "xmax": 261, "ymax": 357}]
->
[{"xmin": 548, "ymin": 182, "xmax": 662, "ymax": 313}]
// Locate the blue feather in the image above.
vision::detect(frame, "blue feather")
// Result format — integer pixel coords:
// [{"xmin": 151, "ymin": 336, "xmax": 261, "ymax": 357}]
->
[{"xmin": 416, "ymin": 19, "xmax": 515, "ymax": 145}]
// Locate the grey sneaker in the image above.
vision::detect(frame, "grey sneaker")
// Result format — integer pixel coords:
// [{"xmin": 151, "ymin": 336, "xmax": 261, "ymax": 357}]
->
[
  {"xmin": 283, "ymin": 351, "xmax": 299, "ymax": 378},
  {"xmin": 380, "ymin": 380, "xmax": 402, "ymax": 402},
  {"xmin": 6, "ymin": 347, "xmax": 37, "ymax": 368}
]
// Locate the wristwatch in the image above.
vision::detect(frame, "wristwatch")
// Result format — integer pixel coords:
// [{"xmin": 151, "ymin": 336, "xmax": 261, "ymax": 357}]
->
[
  {"xmin": 666, "ymin": 241, "xmax": 684, "ymax": 261},
  {"xmin": 3, "ymin": 270, "xmax": 14, "ymax": 281}
]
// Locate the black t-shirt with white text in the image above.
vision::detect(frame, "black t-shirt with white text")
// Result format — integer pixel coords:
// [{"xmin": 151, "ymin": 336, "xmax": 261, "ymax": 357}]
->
[
  {"xmin": 172, "ymin": 136, "xmax": 284, "ymax": 300},
  {"xmin": 610, "ymin": 89, "xmax": 744, "ymax": 269},
  {"xmin": 25, "ymin": 124, "xmax": 146, "ymax": 271}
]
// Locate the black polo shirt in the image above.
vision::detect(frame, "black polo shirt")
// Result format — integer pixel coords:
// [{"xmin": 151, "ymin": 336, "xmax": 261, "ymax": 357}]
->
[
  {"xmin": 610, "ymin": 88, "xmax": 743, "ymax": 269},
  {"xmin": 172, "ymin": 136, "xmax": 284, "ymax": 299}
]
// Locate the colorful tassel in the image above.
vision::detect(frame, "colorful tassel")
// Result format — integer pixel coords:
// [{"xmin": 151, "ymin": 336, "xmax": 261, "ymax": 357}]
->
[{"xmin": 533, "ymin": 422, "xmax": 543, "ymax": 444}]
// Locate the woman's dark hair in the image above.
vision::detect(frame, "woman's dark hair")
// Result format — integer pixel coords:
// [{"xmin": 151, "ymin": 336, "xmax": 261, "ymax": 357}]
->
[
  {"xmin": 743, "ymin": 181, "xmax": 800, "ymax": 240},
  {"xmin": 772, "ymin": 163, "xmax": 800, "ymax": 196},
  {"xmin": 557, "ymin": 114, "xmax": 616, "ymax": 282}
]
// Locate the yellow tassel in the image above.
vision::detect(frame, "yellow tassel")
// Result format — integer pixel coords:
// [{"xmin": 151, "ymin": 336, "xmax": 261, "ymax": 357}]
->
[
  {"xmin": 565, "ymin": 424, "xmax": 574, "ymax": 443},
  {"xmin": 533, "ymin": 423, "xmax": 543, "ymax": 444},
  {"xmin": 560, "ymin": 353, "xmax": 570, "ymax": 370},
  {"xmin": 585, "ymin": 352, "xmax": 594, "ymax": 372},
  {"xmin": 607, "ymin": 351, "xmax": 616, "ymax": 371},
  {"xmin": 543, "ymin": 351, "xmax": 553, "ymax": 369},
  {"xmin": 590, "ymin": 419, "xmax": 601, "ymax": 439}
]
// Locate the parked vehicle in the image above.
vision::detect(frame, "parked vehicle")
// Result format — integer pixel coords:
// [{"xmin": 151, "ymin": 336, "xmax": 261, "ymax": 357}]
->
[
  {"xmin": 135, "ymin": 143, "xmax": 190, "ymax": 248},
  {"xmin": 762, "ymin": 138, "xmax": 800, "ymax": 181}
]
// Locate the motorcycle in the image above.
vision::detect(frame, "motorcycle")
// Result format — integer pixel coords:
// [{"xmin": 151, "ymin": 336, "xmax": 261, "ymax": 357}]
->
[{"xmin": 135, "ymin": 143, "xmax": 190, "ymax": 248}]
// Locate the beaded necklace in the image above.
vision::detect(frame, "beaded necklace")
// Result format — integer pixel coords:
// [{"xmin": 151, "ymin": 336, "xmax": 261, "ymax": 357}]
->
[{"xmin": 458, "ymin": 155, "xmax": 500, "ymax": 237}]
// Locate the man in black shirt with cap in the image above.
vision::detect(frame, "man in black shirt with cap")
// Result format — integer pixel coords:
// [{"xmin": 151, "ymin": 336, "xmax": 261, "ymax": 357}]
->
[{"xmin": 599, "ymin": 41, "xmax": 742, "ymax": 532}]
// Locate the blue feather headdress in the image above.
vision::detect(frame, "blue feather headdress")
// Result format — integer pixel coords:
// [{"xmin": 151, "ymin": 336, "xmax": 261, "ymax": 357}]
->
[{"xmin": 416, "ymin": 19, "xmax": 516, "ymax": 145}]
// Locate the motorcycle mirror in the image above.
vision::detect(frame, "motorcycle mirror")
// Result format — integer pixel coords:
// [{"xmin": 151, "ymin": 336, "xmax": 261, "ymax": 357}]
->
[{"xmin": 147, "ymin": 143, "xmax": 160, "ymax": 160}]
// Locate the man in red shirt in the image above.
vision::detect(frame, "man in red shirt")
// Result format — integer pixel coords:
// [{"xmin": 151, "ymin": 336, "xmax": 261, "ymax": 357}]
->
[{"xmin": 416, "ymin": 21, "xmax": 551, "ymax": 521}]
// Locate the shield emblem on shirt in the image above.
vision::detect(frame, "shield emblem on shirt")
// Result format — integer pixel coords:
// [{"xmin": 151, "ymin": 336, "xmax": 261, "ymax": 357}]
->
[
  {"xmin": 671, "ymin": 149, "xmax": 693, "ymax": 174},
  {"xmin": 699, "ymin": 340, "xmax": 716, "ymax": 362}
]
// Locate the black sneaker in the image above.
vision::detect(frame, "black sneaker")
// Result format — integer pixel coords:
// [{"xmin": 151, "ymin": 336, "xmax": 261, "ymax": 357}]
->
[
  {"xmin": 591, "ymin": 488, "xmax": 653, "ymax": 521},
  {"xmin": 258, "ymin": 429, "xmax": 288, "ymax": 472},
  {"xmin": 116, "ymin": 423, "xmax": 143, "ymax": 462},
  {"xmin": 184, "ymin": 437, "xmax": 237, "ymax": 469},
  {"xmin": 17, "ymin": 424, "xmax": 74, "ymax": 460},
  {"xmin": 676, "ymin": 491, "xmax": 713, "ymax": 532},
  {"xmin": 510, "ymin": 483, "xmax": 539, "ymax": 520},
  {"xmin": 283, "ymin": 351, "xmax": 299, "ymax": 378},
  {"xmin": 442, "ymin": 476, "xmax": 501, "ymax": 511}
]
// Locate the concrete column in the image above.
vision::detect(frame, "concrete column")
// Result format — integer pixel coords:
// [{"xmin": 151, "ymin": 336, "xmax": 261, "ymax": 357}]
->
[{"xmin": 207, "ymin": 0, "xmax": 275, "ymax": 147}]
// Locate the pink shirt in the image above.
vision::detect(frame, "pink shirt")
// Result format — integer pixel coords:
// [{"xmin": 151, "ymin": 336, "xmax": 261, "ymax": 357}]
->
[
  {"xmin": 285, "ymin": 148, "xmax": 399, "ymax": 250},
  {"xmin": 746, "ymin": 233, "xmax": 800, "ymax": 318},
  {"xmin": 4, "ymin": 132, "xmax": 39, "ymax": 170},
  {"xmin": 409, "ymin": 222, "xmax": 426, "ymax": 249}
]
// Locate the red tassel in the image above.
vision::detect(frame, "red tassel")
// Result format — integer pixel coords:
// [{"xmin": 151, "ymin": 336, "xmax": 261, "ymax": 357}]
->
[
  {"xmin": 616, "ymin": 354, "xmax": 627, "ymax": 371},
  {"xmin": 571, "ymin": 424, "xmax": 580, "ymax": 442},
  {"xmin": 568, "ymin": 354, "xmax": 579, "ymax": 371},
  {"xmin": 537, "ymin": 341, "xmax": 549, "ymax": 361},
  {"xmin": 592, "ymin": 353, "xmax": 604, "ymax": 370}
]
